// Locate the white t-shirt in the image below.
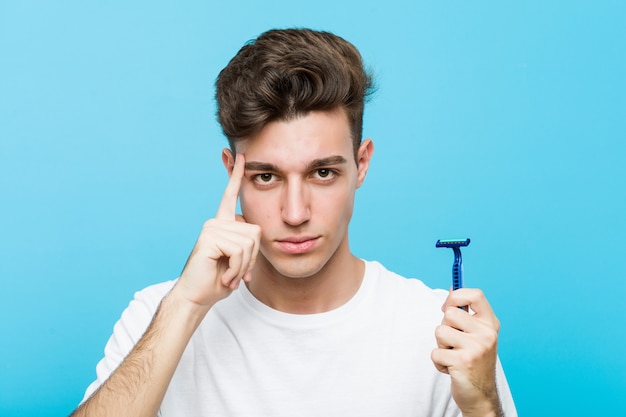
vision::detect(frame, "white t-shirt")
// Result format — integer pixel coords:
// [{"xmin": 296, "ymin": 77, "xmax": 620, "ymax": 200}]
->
[{"xmin": 84, "ymin": 260, "xmax": 517, "ymax": 416}]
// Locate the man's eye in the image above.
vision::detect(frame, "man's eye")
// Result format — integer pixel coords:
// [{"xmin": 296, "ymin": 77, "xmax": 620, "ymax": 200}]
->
[
  {"xmin": 252, "ymin": 173, "xmax": 276, "ymax": 185},
  {"xmin": 313, "ymin": 169, "xmax": 337, "ymax": 181}
]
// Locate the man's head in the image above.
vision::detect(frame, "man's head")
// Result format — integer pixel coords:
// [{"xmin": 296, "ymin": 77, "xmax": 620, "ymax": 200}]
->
[{"xmin": 215, "ymin": 28, "xmax": 374, "ymax": 158}]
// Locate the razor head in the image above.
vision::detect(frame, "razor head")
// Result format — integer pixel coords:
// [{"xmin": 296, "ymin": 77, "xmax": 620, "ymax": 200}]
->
[{"xmin": 436, "ymin": 238, "xmax": 471, "ymax": 248}]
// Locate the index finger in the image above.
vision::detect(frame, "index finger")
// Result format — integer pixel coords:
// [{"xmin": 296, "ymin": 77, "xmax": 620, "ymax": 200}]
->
[
  {"xmin": 443, "ymin": 288, "xmax": 495, "ymax": 318},
  {"xmin": 216, "ymin": 153, "xmax": 245, "ymax": 220}
]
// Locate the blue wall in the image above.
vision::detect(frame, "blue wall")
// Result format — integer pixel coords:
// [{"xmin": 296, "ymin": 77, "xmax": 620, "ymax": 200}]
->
[{"xmin": 1, "ymin": 1, "xmax": 624, "ymax": 415}]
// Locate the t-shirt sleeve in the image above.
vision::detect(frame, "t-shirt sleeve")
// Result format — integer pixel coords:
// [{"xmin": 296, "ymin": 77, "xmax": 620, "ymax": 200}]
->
[
  {"xmin": 81, "ymin": 280, "xmax": 176, "ymax": 402},
  {"xmin": 496, "ymin": 356, "xmax": 518, "ymax": 416}
]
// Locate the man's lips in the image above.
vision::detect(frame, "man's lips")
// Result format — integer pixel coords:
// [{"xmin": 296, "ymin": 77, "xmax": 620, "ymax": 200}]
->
[{"xmin": 275, "ymin": 236, "xmax": 320, "ymax": 254}]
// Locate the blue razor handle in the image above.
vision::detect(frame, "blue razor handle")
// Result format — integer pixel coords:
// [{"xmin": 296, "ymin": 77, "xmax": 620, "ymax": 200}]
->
[
  {"xmin": 451, "ymin": 246, "xmax": 464, "ymax": 290},
  {"xmin": 436, "ymin": 238, "xmax": 471, "ymax": 310}
]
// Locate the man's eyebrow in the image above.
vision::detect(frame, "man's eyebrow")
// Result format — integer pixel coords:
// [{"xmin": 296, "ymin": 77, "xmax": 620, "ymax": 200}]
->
[
  {"xmin": 244, "ymin": 156, "xmax": 348, "ymax": 172},
  {"xmin": 307, "ymin": 155, "xmax": 348, "ymax": 170},
  {"xmin": 244, "ymin": 161, "xmax": 280, "ymax": 172}
]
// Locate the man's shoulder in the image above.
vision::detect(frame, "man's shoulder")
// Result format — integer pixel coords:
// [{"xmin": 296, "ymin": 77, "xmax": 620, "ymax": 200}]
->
[
  {"xmin": 364, "ymin": 260, "xmax": 448, "ymax": 303},
  {"xmin": 125, "ymin": 279, "xmax": 178, "ymax": 314},
  {"xmin": 135, "ymin": 279, "xmax": 177, "ymax": 298}
]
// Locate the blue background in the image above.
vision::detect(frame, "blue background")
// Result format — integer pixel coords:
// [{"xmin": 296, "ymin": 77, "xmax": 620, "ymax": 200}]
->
[{"xmin": 1, "ymin": 1, "xmax": 625, "ymax": 415}]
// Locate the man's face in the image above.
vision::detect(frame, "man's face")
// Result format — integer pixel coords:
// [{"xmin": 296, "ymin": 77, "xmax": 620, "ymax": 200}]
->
[{"xmin": 224, "ymin": 108, "xmax": 372, "ymax": 280}]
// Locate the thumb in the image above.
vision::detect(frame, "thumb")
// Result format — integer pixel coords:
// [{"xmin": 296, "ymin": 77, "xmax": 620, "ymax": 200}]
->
[{"xmin": 234, "ymin": 214, "xmax": 248, "ymax": 223}]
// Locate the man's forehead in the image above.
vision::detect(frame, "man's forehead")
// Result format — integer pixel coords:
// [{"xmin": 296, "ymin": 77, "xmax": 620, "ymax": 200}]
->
[
  {"xmin": 232, "ymin": 108, "xmax": 356, "ymax": 167},
  {"xmin": 237, "ymin": 108, "xmax": 350, "ymax": 142}
]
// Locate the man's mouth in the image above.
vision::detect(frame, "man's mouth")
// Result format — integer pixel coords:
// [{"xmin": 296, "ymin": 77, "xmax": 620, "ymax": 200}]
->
[{"xmin": 275, "ymin": 236, "xmax": 320, "ymax": 254}]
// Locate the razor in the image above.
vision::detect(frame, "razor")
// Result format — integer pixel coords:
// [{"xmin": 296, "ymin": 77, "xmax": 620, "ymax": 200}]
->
[{"xmin": 436, "ymin": 239, "xmax": 471, "ymax": 309}]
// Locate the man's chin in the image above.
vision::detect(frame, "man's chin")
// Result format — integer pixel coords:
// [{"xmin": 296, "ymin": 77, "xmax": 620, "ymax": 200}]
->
[{"xmin": 261, "ymin": 254, "xmax": 328, "ymax": 280}]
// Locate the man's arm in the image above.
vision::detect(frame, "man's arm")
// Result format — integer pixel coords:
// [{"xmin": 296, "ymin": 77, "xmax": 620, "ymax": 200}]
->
[
  {"xmin": 71, "ymin": 287, "xmax": 210, "ymax": 417},
  {"xmin": 431, "ymin": 288, "xmax": 505, "ymax": 417},
  {"xmin": 71, "ymin": 154, "xmax": 260, "ymax": 417}
]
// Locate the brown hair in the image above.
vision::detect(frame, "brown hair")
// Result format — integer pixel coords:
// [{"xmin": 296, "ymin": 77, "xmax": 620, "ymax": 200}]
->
[{"xmin": 215, "ymin": 28, "xmax": 375, "ymax": 156}]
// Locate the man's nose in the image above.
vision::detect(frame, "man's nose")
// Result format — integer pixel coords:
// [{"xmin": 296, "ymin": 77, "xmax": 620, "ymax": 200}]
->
[{"xmin": 281, "ymin": 179, "xmax": 311, "ymax": 226}]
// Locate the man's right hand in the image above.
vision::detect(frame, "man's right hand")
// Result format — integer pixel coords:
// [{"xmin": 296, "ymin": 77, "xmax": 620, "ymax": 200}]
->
[{"xmin": 175, "ymin": 153, "xmax": 261, "ymax": 308}]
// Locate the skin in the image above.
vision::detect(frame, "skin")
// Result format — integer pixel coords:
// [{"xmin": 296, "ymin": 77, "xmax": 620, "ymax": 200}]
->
[{"xmin": 70, "ymin": 108, "xmax": 503, "ymax": 417}]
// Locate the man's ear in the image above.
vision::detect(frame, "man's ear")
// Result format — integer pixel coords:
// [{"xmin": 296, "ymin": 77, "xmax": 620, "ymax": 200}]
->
[
  {"xmin": 356, "ymin": 138, "xmax": 374, "ymax": 188},
  {"xmin": 222, "ymin": 148, "xmax": 235, "ymax": 176}
]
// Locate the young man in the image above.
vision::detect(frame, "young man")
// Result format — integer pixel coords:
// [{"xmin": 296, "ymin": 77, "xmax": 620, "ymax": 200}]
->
[{"xmin": 72, "ymin": 29, "xmax": 516, "ymax": 416}]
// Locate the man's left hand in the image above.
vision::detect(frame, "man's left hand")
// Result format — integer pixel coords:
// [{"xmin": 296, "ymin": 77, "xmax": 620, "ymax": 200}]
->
[{"xmin": 431, "ymin": 288, "xmax": 503, "ymax": 417}]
